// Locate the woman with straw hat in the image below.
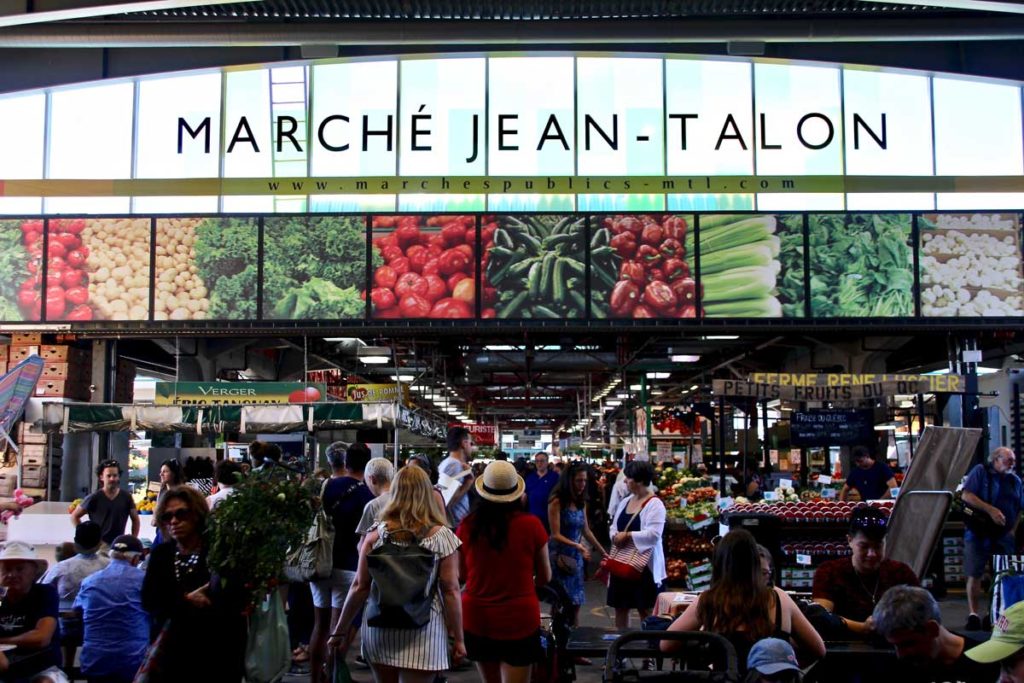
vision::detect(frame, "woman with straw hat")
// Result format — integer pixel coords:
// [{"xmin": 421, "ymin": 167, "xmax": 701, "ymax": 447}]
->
[{"xmin": 457, "ymin": 461, "xmax": 552, "ymax": 683}]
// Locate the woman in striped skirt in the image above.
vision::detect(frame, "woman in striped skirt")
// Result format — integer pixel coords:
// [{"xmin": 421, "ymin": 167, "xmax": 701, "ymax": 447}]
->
[{"xmin": 330, "ymin": 465, "xmax": 465, "ymax": 683}]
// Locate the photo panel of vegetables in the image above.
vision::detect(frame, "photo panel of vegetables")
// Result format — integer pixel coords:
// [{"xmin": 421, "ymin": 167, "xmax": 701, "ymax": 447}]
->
[
  {"xmin": 485, "ymin": 215, "xmax": 586, "ymax": 319},
  {"xmin": 699, "ymin": 214, "xmax": 805, "ymax": 318},
  {"xmin": 263, "ymin": 216, "xmax": 368, "ymax": 320},
  {"xmin": 808, "ymin": 213, "xmax": 914, "ymax": 318},
  {"xmin": 919, "ymin": 213, "xmax": 1024, "ymax": 317},
  {"xmin": 369, "ymin": 215, "xmax": 477, "ymax": 319},
  {"xmin": 590, "ymin": 214, "xmax": 696, "ymax": 319},
  {"xmin": 0, "ymin": 219, "xmax": 41, "ymax": 322},
  {"xmin": 46, "ymin": 218, "xmax": 151, "ymax": 321},
  {"xmin": 155, "ymin": 218, "xmax": 257, "ymax": 321}
]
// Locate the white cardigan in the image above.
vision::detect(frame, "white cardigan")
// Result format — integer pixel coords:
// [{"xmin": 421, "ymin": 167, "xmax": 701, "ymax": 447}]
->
[{"xmin": 610, "ymin": 494, "xmax": 667, "ymax": 584}]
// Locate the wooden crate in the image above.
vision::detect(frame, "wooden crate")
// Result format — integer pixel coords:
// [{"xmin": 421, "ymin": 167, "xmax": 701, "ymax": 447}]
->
[
  {"xmin": 34, "ymin": 379, "xmax": 89, "ymax": 400},
  {"xmin": 0, "ymin": 346, "xmax": 7, "ymax": 361},
  {"xmin": 40, "ymin": 363, "xmax": 69, "ymax": 380},
  {"xmin": 21, "ymin": 465, "xmax": 47, "ymax": 488},
  {"xmin": 9, "ymin": 346, "xmax": 40, "ymax": 362},
  {"xmin": 15, "ymin": 424, "xmax": 46, "ymax": 445},
  {"xmin": 11, "ymin": 332, "xmax": 42, "ymax": 345}
]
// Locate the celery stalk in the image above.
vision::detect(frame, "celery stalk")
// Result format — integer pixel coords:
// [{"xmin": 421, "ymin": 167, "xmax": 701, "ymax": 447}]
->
[
  {"xmin": 701, "ymin": 265, "xmax": 778, "ymax": 302},
  {"xmin": 704, "ymin": 297, "xmax": 782, "ymax": 317},
  {"xmin": 686, "ymin": 216, "xmax": 777, "ymax": 254},
  {"xmin": 699, "ymin": 240, "xmax": 780, "ymax": 275}
]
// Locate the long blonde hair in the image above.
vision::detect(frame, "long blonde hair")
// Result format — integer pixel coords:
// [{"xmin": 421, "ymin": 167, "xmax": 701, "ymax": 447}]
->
[{"xmin": 380, "ymin": 465, "xmax": 447, "ymax": 536}]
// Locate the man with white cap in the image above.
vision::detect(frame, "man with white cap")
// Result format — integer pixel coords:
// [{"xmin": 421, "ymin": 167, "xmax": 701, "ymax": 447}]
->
[
  {"xmin": 73, "ymin": 534, "xmax": 149, "ymax": 683},
  {"xmin": 0, "ymin": 541, "xmax": 61, "ymax": 681}
]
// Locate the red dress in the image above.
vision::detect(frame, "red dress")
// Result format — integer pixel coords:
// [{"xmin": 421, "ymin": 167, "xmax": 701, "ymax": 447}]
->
[{"xmin": 457, "ymin": 511, "xmax": 549, "ymax": 640}]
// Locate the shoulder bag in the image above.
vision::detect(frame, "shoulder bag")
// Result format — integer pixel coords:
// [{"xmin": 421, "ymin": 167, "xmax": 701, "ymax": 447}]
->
[
  {"xmin": 598, "ymin": 495, "xmax": 655, "ymax": 582},
  {"xmin": 283, "ymin": 477, "xmax": 341, "ymax": 583},
  {"xmin": 957, "ymin": 467, "xmax": 1009, "ymax": 539}
]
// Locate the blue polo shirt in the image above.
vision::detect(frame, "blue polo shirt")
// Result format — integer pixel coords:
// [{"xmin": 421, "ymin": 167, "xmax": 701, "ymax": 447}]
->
[
  {"xmin": 964, "ymin": 464, "xmax": 1024, "ymax": 534},
  {"xmin": 525, "ymin": 470, "xmax": 560, "ymax": 528},
  {"xmin": 846, "ymin": 460, "xmax": 895, "ymax": 500},
  {"xmin": 74, "ymin": 559, "xmax": 149, "ymax": 680}
]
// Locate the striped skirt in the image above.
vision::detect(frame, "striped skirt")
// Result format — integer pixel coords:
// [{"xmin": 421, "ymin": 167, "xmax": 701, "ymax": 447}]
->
[{"xmin": 360, "ymin": 592, "xmax": 450, "ymax": 671}]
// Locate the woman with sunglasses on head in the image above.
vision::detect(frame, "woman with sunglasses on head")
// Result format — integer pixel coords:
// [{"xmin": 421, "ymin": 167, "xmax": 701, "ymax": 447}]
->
[
  {"xmin": 662, "ymin": 530, "xmax": 825, "ymax": 673},
  {"xmin": 141, "ymin": 486, "xmax": 247, "ymax": 681},
  {"xmin": 812, "ymin": 505, "xmax": 918, "ymax": 637},
  {"xmin": 152, "ymin": 459, "xmax": 184, "ymax": 546}
]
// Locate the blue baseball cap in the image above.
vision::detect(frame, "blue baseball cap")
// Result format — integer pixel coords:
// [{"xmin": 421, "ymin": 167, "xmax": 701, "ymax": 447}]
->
[{"xmin": 747, "ymin": 638, "xmax": 800, "ymax": 675}]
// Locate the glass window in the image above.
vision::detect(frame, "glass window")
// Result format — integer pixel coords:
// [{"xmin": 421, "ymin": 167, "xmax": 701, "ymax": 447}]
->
[
  {"xmin": 400, "ymin": 58, "xmax": 485, "ymax": 176},
  {"xmin": 754, "ymin": 63, "xmax": 842, "ymax": 176},
  {"xmin": 49, "ymin": 82, "xmax": 134, "ymax": 179},
  {"xmin": 310, "ymin": 61, "xmax": 398, "ymax": 177},
  {"xmin": 136, "ymin": 73, "xmax": 222, "ymax": 179},
  {"xmin": 0, "ymin": 93, "xmax": 45, "ymax": 179},
  {"xmin": 224, "ymin": 69, "xmax": 273, "ymax": 179},
  {"xmin": 133, "ymin": 197, "xmax": 219, "ymax": 214}
]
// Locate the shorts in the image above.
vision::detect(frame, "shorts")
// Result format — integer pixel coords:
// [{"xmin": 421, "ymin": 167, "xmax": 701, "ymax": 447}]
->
[
  {"xmin": 60, "ymin": 615, "xmax": 83, "ymax": 645},
  {"xmin": 310, "ymin": 569, "xmax": 356, "ymax": 609},
  {"xmin": 464, "ymin": 630, "xmax": 544, "ymax": 666},
  {"xmin": 964, "ymin": 530, "xmax": 1016, "ymax": 578}
]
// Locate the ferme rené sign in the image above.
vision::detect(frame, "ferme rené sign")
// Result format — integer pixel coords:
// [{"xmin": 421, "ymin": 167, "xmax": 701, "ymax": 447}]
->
[{"xmin": 713, "ymin": 373, "xmax": 967, "ymax": 401}]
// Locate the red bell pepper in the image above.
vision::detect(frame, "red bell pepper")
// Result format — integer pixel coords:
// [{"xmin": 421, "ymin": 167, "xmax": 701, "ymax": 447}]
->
[
  {"xmin": 642, "ymin": 281, "xmax": 678, "ymax": 313},
  {"xmin": 619, "ymin": 261, "xmax": 646, "ymax": 286},
  {"xmin": 662, "ymin": 258, "xmax": 689, "ymax": 282},
  {"xmin": 632, "ymin": 304, "xmax": 656, "ymax": 319},
  {"xmin": 659, "ymin": 238, "xmax": 683, "ymax": 259},
  {"xmin": 669, "ymin": 277, "xmax": 698, "ymax": 305},
  {"xmin": 609, "ymin": 280, "xmax": 640, "ymax": 317},
  {"xmin": 641, "ymin": 223, "xmax": 665, "ymax": 246},
  {"xmin": 610, "ymin": 232, "xmax": 638, "ymax": 259},
  {"xmin": 637, "ymin": 244, "xmax": 662, "ymax": 266},
  {"xmin": 663, "ymin": 216, "xmax": 688, "ymax": 240}
]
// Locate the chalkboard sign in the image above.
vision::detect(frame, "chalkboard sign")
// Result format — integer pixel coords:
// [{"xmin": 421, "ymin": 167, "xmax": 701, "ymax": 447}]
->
[{"xmin": 791, "ymin": 409, "xmax": 875, "ymax": 446}]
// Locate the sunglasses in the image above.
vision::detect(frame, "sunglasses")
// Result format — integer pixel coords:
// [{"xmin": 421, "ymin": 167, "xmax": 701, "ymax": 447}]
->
[
  {"xmin": 159, "ymin": 508, "xmax": 193, "ymax": 524},
  {"xmin": 100, "ymin": 460, "xmax": 120, "ymax": 469}
]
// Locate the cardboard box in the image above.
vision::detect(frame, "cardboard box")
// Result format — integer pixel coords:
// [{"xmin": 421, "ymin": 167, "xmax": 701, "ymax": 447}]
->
[
  {"xmin": 35, "ymin": 379, "xmax": 88, "ymax": 400},
  {"xmin": 9, "ymin": 346, "xmax": 40, "ymax": 362},
  {"xmin": 11, "ymin": 333, "xmax": 42, "ymax": 345},
  {"xmin": 40, "ymin": 363, "xmax": 69, "ymax": 380}
]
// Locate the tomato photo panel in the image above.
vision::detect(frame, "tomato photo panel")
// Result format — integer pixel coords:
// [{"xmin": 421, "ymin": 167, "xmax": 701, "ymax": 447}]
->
[{"xmin": 0, "ymin": 219, "xmax": 41, "ymax": 322}]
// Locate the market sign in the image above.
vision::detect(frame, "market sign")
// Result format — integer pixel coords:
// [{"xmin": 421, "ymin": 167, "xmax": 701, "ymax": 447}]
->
[
  {"xmin": 339, "ymin": 383, "xmax": 410, "ymax": 403},
  {"xmin": 449, "ymin": 423, "xmax": 497, "ymax": 447},
  {"xmin": 791, "ymin": 409, "xmax": 876, "ymax": 446},
  {"xmin": 713, "ymin": 373, "xmax": 968, "ymax": 400},
  {"xmin": 154, "ymin": 382, "xmax": 327, "ymax": 406},
  {"xmin": 397, "ymin": 405, "xmax": 446, "ymax": 439}
]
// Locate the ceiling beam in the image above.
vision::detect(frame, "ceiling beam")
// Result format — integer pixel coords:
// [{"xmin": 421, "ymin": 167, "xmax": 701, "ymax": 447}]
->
[
  {"xmin": 2, "ymin": 17, "xmax": 1024, "ymax": 47},
  {"xmin": 857, "ymin": 0, "xmax": 1024, "ymax": 13},
  {"xmin": 0, "ymin": 0, "xmax": 250, "ymax": 28}
]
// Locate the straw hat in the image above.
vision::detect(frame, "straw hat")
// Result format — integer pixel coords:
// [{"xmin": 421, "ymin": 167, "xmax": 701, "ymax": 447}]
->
[
  {"xmin": 475, "ymin": 461, "xmax": 525, "ymax": 503},
  {"xmin": 0, "ymin": 541, "xmax": 48, "ymax": 574}
]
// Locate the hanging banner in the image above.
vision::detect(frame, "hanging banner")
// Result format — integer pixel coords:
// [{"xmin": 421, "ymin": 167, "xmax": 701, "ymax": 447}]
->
[
  {"xmin": 791, "ymin": 409, "xmax": 876, "ymax": 446},
  {"xmin": 448, "ymin": 423, "xmax": 496, "ymax": 446},
  {"xmin": 340, "ymin": 383, "xmax": 410, "ymax": 403},
  {"xmin": 713, "ymin": 373, "xmax": 966, "ymax": 401},
  {"xmin": 154, "ymin": 382, "xmax": 326, "ymax": 406}
]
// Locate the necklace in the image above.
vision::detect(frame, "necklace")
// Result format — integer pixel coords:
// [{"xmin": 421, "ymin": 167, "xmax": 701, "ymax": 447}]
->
[
  {"xmin": 174, "ymin": 549, "xmax": 202, "ymax": 583},
  {"xmin": 855, "ymin": 569, "xmax": 881, "ymax": 605}
]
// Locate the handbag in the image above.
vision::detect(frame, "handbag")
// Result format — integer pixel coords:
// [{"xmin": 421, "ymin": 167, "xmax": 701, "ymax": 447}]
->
[
  {"xmin": 599, "ymin": 495, "xmax": 655, "ymax": 582},
  {"xmin": 244, "ymin": 591, "xmax": 291, "ymax": 683},
  {"xmin": 365, "ymin": 527, "xmax": 439, "ymax": 629},
  {"xmin": 957, "ymin": 467, "xmax": 1010, "ymax": 539},
  {"xmin": 132, "ymin": 621, "xmax": 171, "ymax": 683},
  {"xmin": 554, "ymin": 552, "xmax": 578, "ymax": 575},
  {"xmin": 284, "ymin": 478, "xmax": 337, "ymax": 582}
]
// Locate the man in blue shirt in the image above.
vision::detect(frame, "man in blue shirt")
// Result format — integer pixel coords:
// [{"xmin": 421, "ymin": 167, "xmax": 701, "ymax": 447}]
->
[
  {"xmin": 525, "ymin": 451, "xmax": 560, "ymax": 530},
  {"xmin": 840, "ymin": 446, "xmax": 897, "ymax": 502},
  {"xmin": 73, "ymin": 534, "xmax": 149, "ymax": 683},
  {"xmin": 962, "ymin": 446, "xmax": 1024, "ymax": 631}
]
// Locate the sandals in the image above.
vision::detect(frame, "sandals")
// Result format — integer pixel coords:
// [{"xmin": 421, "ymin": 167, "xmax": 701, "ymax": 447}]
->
[{"xmin": 292, "ymin": 644, "xmax": 310, "ymax": 663}]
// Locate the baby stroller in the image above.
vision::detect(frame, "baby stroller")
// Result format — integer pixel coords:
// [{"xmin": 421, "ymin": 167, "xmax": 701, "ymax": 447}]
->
[
  {"xmin": 536, "ymin": 583, "xmax": 577, "ymax": 683},
  {"xmin": 604, "ymin": 632, "xmax": 739, "ymax": 683}
]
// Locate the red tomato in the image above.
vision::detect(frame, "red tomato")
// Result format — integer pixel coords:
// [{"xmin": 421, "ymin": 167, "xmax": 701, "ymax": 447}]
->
[
  {"xmin": 48, "ymin": 241, "xmax": 67, "ymax": 258},
  {"xmin": 439, "ymin": 249, "xmax": 470, "ymax": 276},
  {"xmin": 381, "ymin": 246, "xmax": 404, "ymax": 263},
  {"xmin": 375, "ymin": 307, "xmax": 402, "ymax": 319},
  {"xmin": 288, "ymin": 386, "xmax": 322, "ymax": 403},
  {"xmin": 45, "ymin": 286, "xmax": 66, "ymax": 319},
  {"xmin": 446, "ymin": 272, "xmax": 469, "ymax": 292},
  {"xmin": 55, "ymin": 233, "xmax": 81, "ymax": 250},
  {"xmin": 374, "ymin": 266, "xmax": 398, "ymax": 289},
  {"xmin": 66, "ymin": 304, "xmax": 92, "ymax": 321},
  {"xmin": 422, "ymin": 259, "xmax": 441, "ymax": 277},
  {"xmin": 65, "ymin": 286, "xmax": 89, "ymax": 305},
  {"xmin": 17, "ymin": 290, "xmax": 37, "ymax": 309},
  {"xmin": 454, "ymin": 244, "xmax": 474, "ymax": 261},
  {"xmin": 423, "ymin": 275, "xmax": 447, "ymax": 303},
  {"xmin": 64, "ymin": 219, "xmax": 85, "ymax": 234},
  {"xmin": 66, "ymin": 250, "xmax": 86, "ymax": 268},
  {"xmin": 395, "ymin": 222, "xmax": 422, "ymax": 248},
  {"xmin": 429, "ymin": 298, "xmax": 472, "ymax": 318},
  {"xmin": 441, "ymin": 223, "xmax": 466, "ymax": 247},
  {"xmin": 481, "ymin": 307, "xmax": 497, "ymax": 319},
  {"xmin": 452, "ymin": 278, "xmax": 475, "ymax": 304},
  {"xmin": 428, "ymin": 234, "xmax": 447, "ymax": 250},
  {"xmin": 370, "ymin": 287, "xmax": 397, "ymax": 311},
  {"xmin": 373, "ymin": 216, "xmax": 399, "ymax": 229},
  {"xmin": 394, "ymin": 272, "xmax": 428, "ymax": 299},
  {"xmin": 390, "ymin": 257, "xmax": 411, "ymax": 276},
  {"xmin": 464, "ymin": 226, "xmax": 476, "ymax": 245},
  {"xmin": 406, "ymin": 247, "xmax": 430, "ymax": 274},
  {"xmin": 376, "ymin": 233, "xmax": 397, "ymax": 249},
  {"xmin": 482, "ymin": 286, "xmax": 498, "ymax": 306},
  {"xmin": 399, "ymin": 294, "xmax": 432, "ymax": 318},
  {"xmin": 61, "ymin": 269, "xmax": 85, "ymax": 289},
  {"xmin": 46, "ymin": 270, "xmax": 64, "ymax": 287},
  {"xmin": 48, "ymin": 256, "xmax": 67, "ymax": 272}
]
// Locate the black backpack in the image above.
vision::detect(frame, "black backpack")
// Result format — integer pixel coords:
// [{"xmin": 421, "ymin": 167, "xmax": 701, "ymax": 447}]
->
[{"xmin": 365, "ymin": 527, "xmax": 439, "ymax": 629}]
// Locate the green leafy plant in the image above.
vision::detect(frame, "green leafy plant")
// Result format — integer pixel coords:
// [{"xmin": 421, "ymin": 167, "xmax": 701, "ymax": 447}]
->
[
  {"xmin": 193, "ymin": 218, "xmax": 259, "ymax": 320},
  {"xmin": 206, "ymin": 470, "xmax": 317, "ymax": 607}
]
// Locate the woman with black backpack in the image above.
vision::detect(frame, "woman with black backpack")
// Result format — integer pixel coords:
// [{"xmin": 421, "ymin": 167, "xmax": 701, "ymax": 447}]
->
[{"xmin": 330, "ymin": 464, "xmax": 465, "ymax": 683}]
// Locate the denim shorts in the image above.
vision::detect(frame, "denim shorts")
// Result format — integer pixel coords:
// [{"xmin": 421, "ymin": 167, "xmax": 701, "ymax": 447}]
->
[{"xmin": 964, "ymin": 530, "xmax": 1016, "ymax": 578}]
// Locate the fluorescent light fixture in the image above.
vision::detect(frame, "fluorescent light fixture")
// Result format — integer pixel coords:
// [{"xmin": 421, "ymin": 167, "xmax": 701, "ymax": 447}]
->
[
  {"xmin": 390, "ymin": 374, "xmax": 414, "ymax": 382},
  {"xmin": 605, "ymin": 400, "xmax": 622, "ymax": 407},
  {"xmin": 357, "ymin": 345, "xmax": 391, "ymax": 364},
  {"xmin": 629, "ymin": 384, "xmax": 643, "ymax": 391},
  {"xmin": 689, "ymin": 385, "xmax": 699, "ymax": 391},
  {"xmin": 651, "ymin": 390, "xmax": 664, "ymax": 395},
  {"xmin": 616, "ymin": 392, "xmax": 629, "ymax": 399},
  {"xmin": 484, "ymin": 344, "xmax": 519, "ymax": 351},
  {"xmin": 925, "ymin": 367, "xmax": 999, "ymax": 376},
  {"xmin": 671, "ymin": 354, "xmax": 701, "ymax": 363},
  {"xmin": 874, "ymin": 424, "xmax": 898, "ymax": 431},
  {"xmin": 703, "ymin": 335, "xmax": 739, "ymax": 340},
  {"xmin": 591, "ymin": 411, "xmax": 602, "ymax": 416},
  {"xmin": 647, "ymin": 372, "xmax": 670, "ymax": 379}
]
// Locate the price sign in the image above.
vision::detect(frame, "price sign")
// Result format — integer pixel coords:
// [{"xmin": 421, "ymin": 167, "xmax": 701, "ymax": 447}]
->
[
  {"xmin": 890, "ymin": 487, "xmax": 901, "ymax": 498},
  {"xmin": 818, "ymin": 475, "xmax": 833, "ymax": 485},
  {"xmin": 780, "ymin": 479, "xmax": 793, "ymax": 489},
  {"xmin": 763, "ymin": 491, "xmax": 779, "ymax": 501},
  {"xmin": 718, "ymin": 497, "xmax": 734, "ymax": 510},
  {"xmin": 821, "ymin": 488, "xmax": 838, "ymax": 499},
  {"xmin": 797, "ymin": 553, "xmax": 813, "ymax": 566}
]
